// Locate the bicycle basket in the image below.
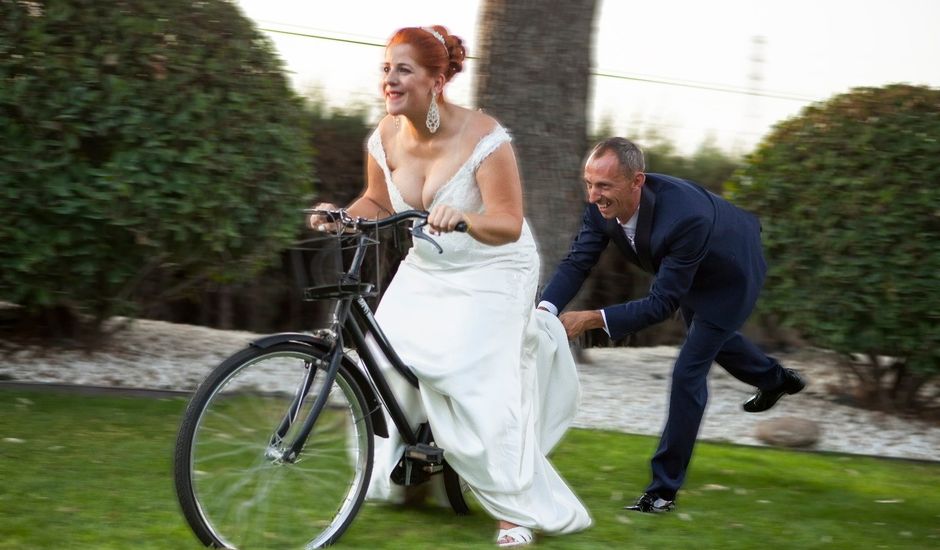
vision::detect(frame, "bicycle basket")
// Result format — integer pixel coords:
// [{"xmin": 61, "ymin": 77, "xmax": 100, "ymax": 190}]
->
[{"xmin": 288, "ymin": 231, "xmax": 381, "ymax": 301}]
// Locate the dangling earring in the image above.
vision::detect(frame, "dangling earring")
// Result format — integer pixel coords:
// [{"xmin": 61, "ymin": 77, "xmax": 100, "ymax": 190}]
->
[
  {"xmin": 426, "ymin": 90, "xmax": 440, "ymax": 134},
  {"xmin": 394, "ymin": 115, "xmax": 400, "ymax": 130}
]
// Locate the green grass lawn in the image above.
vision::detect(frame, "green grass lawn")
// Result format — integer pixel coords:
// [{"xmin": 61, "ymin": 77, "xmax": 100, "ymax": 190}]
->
[{"xmin": 1, "ymin": 387, "xmax": 938, "ymax": 549}]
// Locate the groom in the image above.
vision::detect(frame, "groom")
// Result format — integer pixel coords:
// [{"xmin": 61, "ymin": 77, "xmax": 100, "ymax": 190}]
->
[{"xmin": 538, "ymin": 137, "xmax": 805, "ymax": 513}]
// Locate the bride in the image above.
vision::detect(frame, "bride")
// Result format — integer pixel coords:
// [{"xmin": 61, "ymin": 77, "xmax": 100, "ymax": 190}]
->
[{"xmin": 311, "ymin": 25, "xmax": 591, "ymax": 547}]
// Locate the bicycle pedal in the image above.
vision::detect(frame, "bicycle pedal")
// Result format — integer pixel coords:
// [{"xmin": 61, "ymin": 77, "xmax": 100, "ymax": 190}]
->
[{"xmin": 404, "ymin": 443, "xmax": 444, "ymax": 465}]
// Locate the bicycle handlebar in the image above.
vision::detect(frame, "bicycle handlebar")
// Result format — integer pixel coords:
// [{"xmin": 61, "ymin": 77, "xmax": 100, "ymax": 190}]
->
[{"xmin": 304, "ymin": 208, "xmax": 468, "ymax": 233}]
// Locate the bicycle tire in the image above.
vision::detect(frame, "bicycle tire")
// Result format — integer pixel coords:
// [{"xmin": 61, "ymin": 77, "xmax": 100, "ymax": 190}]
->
[{"xmin": 174, "ymin": 342, "xmax": 374, "ymax": 549}]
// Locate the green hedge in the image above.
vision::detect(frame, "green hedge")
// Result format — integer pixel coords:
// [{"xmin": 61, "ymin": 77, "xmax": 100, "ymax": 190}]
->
[
  {"xmin": 729, "ymin": 84, "xmax": 940, "ymax": 408},
  {"xmin": 0, "ymin": 0, "xmax": 312, "ymax": 333}
]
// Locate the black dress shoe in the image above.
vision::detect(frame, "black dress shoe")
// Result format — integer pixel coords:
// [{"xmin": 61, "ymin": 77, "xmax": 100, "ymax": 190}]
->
[
  {"xmin": 624, "ymin": 492, "xmax": 675, "ymax": 513},
  {"xmin": 743, "ymin": 368, "xmax": 806, "ymax": 413}
]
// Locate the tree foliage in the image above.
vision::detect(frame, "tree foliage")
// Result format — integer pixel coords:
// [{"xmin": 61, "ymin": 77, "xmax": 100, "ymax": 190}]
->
[
  {"xmin": 150, "ymin": 100, "xmax": 377, "ymax": 334},
  {"xmin": 0, "ymin": 0, "xmax": 312, "ymax": 336},
  {"xmin": 302, "ymin": 99, "xmax": 371, "ymax": 206},
  {"xmin": 646, "ymin": 136, "xmax": 740, "ymax": 194},
  {"xmin": 729, "ymin": 84, "xmax": 940, "ymax": 410}
]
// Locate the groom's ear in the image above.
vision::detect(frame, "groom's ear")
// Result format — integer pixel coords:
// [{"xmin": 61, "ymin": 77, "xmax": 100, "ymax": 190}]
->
[{"xmin": 633, "ymin": 171, "xmax": 646, "ymax": 189}]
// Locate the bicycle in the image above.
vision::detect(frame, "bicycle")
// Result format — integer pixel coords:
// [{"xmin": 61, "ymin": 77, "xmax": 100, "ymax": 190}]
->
[{"xmin": 174, "ymin": 209, "xmax": 470, "ymax": 549}]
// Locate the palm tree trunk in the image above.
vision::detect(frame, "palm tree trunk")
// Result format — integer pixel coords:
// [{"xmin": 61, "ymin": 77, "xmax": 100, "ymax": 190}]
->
[{"xmin": 475, "ymin": 0, "xmax": 598, "ymax": 286}]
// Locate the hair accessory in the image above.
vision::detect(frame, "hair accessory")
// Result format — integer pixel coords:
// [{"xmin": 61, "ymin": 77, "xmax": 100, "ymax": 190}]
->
[
  {"xmin": 426, "ymin": 90, "xmax": 440, "ymax": 133},
  {"xmin": 422, "ymin": 27, "xmax": 446, "ymax": 47}
]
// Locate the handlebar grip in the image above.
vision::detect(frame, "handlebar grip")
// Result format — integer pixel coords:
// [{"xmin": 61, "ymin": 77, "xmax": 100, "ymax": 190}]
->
[{"xmin": 454, "ymin": 221, "xmax": 469, "ymax": 233}]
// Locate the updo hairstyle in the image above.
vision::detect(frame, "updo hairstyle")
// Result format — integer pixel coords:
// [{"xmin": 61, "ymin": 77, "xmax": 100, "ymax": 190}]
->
[{"xmin": 387, "ymin": 25, "xmax": 467, "ymax": 82}]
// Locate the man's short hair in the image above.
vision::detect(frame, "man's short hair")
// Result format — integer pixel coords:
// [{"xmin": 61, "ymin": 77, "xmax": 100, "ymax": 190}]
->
[{"xmin": 589, "ymin": 137, "xmax": 646, "ymax": 176}]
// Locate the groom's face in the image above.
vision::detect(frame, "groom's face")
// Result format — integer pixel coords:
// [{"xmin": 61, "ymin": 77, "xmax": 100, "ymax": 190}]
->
[{"xmin": 584, "ymin": 151, "xmax": 644, "ymax": 221}]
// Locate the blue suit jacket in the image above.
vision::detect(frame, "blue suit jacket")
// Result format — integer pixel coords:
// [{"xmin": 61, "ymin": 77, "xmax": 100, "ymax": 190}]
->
[{"xmin": 540, "ymin": 173, "xmax": 767, "ymax": 341}]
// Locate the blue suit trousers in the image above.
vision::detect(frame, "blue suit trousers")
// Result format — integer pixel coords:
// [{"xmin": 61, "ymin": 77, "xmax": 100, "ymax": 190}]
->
[{"xmin": 645, "ymin": 306, "xmax": 786, "ymax": 499}]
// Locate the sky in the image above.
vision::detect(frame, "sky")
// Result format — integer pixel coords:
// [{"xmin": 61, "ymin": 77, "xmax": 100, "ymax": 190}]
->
[{"xmin": 234, "ymin": 0, "xmax": 940, "ymax": 155}]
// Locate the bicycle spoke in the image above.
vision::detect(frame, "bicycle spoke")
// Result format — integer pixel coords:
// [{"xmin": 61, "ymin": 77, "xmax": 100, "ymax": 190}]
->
[{"xmin": 176, "ymin": 345, "xmax": 373, "ymax": 549}]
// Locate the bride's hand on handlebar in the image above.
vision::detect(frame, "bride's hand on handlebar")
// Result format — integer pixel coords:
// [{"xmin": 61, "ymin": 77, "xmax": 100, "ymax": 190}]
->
[
  {"xmin": 427, "ymin": 205, "xmax": 467, "ymax": 235},
  {"xmin": 308, "ymin": 202, "xmax": 339, "ymax": 232}
]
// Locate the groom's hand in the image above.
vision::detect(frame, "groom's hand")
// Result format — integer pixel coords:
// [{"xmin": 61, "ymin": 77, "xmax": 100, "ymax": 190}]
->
[{"xmin": 558, "ymin": 310, "xmax": 605, "ymax": 340}]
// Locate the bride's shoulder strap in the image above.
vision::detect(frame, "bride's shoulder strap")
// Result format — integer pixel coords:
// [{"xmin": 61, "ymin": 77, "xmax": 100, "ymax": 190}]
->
[
  {"xmin": 466, "ymin": 121, "xmax": 511, "ymax": 173},
  {"xmin": 368, "ymin": 120, "xmax": 400, "ymax": 185},
  {"xmin": 367, "ymin": 119, "xmax": 390, "ymax": 164}
]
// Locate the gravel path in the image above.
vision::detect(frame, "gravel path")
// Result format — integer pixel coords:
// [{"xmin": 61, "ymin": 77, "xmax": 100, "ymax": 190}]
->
[
  {"xmin": 2, "ymin": 318, "xmax": 937, "ymax": 462},
  {"xmin": 576, "ymin": 347, "xmax": 939, "ymax": 461}
]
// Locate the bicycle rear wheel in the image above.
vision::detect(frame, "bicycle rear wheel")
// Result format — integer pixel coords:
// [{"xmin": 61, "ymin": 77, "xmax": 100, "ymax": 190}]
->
[
  {"xmin": 443, "ymin": 460, "xmax": 470, "ymax": 515},
  {"xmin": 174, "ymin": 342, "xmax": 374, "ymax": 549}
]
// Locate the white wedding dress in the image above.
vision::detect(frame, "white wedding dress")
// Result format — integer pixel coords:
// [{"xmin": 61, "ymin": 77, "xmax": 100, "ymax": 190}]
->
[{"xmin": 363, "ymin": 124, "xmax": 591, "ymax": 534}]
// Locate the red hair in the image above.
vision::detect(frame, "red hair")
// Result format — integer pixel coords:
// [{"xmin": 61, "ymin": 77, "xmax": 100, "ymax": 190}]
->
[{"xmin": 387, "ymin": 25, "xmax": 466, "ymax": 82}]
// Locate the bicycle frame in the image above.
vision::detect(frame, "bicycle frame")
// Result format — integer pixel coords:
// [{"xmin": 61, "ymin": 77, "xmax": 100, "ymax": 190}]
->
[
  {"xmin": 174, "ymin": 209, "xmax": 471, "ymax": 550},
  {"xmin": 267, "ymin": 211, "xmax": 442, "ymax": 462},
  {"xmin": 346, "ymin": 295, "xmax": 421, "ymax": 445}
]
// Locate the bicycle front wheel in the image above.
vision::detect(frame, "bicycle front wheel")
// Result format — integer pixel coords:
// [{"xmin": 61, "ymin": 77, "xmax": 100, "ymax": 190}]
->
[{"xmin": 174, "ymin": 342, "xmax": 374, "ymax": 549}]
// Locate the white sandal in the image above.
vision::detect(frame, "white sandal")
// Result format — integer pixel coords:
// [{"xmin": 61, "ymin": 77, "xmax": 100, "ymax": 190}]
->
[{"xmin": 496, "ymin": 526, "xmax": 534, "ymax": 547}]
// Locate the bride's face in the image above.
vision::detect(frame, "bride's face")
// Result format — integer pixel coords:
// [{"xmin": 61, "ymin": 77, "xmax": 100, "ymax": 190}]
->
[{"xmin": 381, "ymin": 44, "xmax": 437, "ymax": 118}]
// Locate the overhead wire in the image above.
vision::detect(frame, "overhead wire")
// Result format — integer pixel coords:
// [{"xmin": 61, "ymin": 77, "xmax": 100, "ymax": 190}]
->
[{"xmin": 256, "ymin": 25, "xmax": 821, "ymax": 104}]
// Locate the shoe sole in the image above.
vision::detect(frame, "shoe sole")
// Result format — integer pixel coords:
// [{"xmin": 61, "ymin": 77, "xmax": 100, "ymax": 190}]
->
[
  {"xmin": 743, "ymin": 392, "xmax": 785, "ymax": 413},
  {"xmin": 624, "ymin": 505, "xmax": 675, "ymax": 513}
]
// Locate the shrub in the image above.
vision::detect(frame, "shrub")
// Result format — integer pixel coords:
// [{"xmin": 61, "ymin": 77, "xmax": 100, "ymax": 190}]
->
[
  {"xmin": 728, "ymin": 84, "xmax": 940, "ymax": 410},
  {"xmin": 0, "ymin": 0, "xmax": 312, "ymax": 337},
  {"xmin": 149, "ymin": 102, "xmax": 383, "ymax": 334}
]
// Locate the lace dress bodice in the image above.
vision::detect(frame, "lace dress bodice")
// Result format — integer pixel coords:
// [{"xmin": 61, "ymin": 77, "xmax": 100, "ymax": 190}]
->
[{"xmin": 367, "ymin": 125, "xmax": 537, "ymax": 271}]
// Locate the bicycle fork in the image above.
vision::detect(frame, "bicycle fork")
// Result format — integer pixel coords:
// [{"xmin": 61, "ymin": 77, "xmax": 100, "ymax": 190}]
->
[{"xmin": 266, "ymin": 298, "xmax": 354, "ymax": 464}]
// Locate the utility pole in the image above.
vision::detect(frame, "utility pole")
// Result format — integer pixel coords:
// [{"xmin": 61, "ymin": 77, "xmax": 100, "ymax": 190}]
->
[{"xmin": 739, "ymin": 35, "xmax": 766, "ymax": 154}]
